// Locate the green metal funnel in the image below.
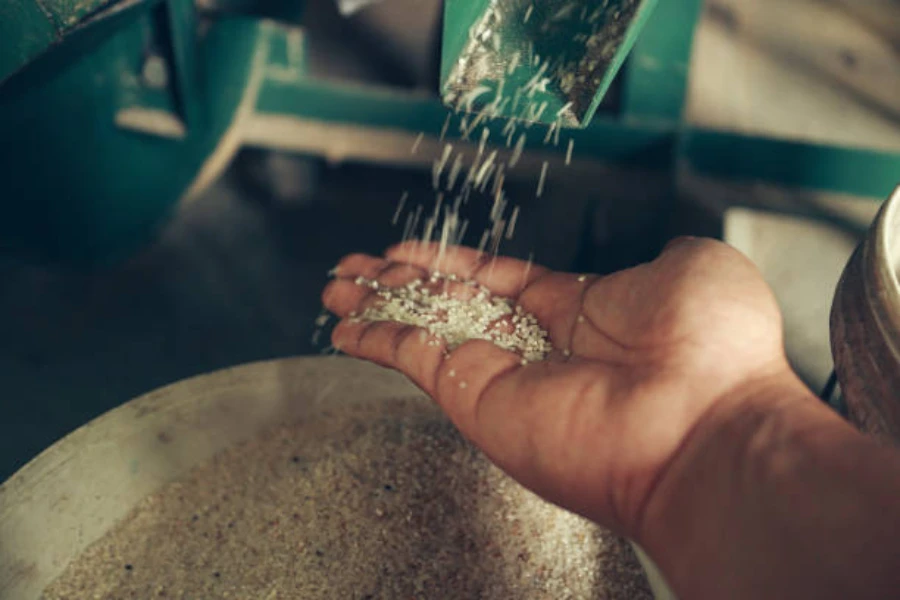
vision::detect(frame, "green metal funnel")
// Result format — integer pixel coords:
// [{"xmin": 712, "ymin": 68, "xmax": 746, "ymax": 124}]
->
[{"xmin": 440, "ymin": 0, "xmax": 658, "ymax": 129}]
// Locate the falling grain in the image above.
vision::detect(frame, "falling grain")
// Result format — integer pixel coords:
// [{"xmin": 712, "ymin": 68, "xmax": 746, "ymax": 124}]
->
[
  {"xmin": 401, "ymin": 211, "xmax": 415, "ymax": 243},
  {"xmin": 537, "ymin": 161, "xmax": 549, "ymax": 198},
  {"xmin": 439, "ymin": 113, "xmax": 452, "ymax": 140},
  {"xmin": 392, "ymin": 191, "xmax": 409, "ymax": 226},
  {"xmin": 510, "ymin": 133, "xmax": 526, "ymax": 168},
  {"xmin": 544, "ymin": 122, "xmax": 558, "ymax": 145},
  {"xmin": 447, "ymin": 154, "xmax": 464, "ymax": 191},
  {"xmin": 506, "ymin": 206, "xmax": 521, "ymax": 240},
  {"xmin": 411, "ymin": 133, "xmax": 424, "ymax": 155}
]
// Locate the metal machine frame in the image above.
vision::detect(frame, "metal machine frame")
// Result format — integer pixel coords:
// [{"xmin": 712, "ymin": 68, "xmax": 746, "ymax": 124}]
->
[{"xmin": 2, "ymin": 0, "xmax": 899, "ymax": 264}]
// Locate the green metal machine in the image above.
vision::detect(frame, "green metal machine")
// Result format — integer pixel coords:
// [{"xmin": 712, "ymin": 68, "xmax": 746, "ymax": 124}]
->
[
  {"xmin": 440, "ymin": 0, "xmax": 659, "ymax": 127},
  {"xmin": 1, "ymin": 0, "xmax": 899, "ymax": 265}
]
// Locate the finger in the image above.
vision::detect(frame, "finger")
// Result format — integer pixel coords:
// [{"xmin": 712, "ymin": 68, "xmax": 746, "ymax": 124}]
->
[
  {"xmin": 386, "ymin": 242, "xmax": 550, "ymax": 298},
  {"xmin": 385, "ymin": 242, "xmax": 482, "ymax": 276},
  {"xmin": 322, "ymin": 279, "xmax": 373, "ymax": 317},
  {"xmin": 332, "ymin": 253, "xmax": 390, "ymax": 280},
  {"xmin": 323, "ymin": 261, "xmax": 490, "ymax": 319},
  {"xmin": 331, "ymin": 319, "xmax": 447, "ymax": 394},
  {"xmin": 323, "ymin": 260, "xmax": 431, "ymax": 315},
  {"xmin": 332, "ymin": 321, "xmax": 532, "ymax": 452},
  {"xmin": 333, "ymin": 253, "xmax": 432, "ymax": 286},
  {"xmin": 432, "ymin": 339, "xmax": 524, "ymax": 436},
  {"xmin": 661, "ymin": 235, "xmax": 699, "ymax": 253},
  {"xmin": 329, "ymin": 316, "xmax": 540, "ymax": 405}
]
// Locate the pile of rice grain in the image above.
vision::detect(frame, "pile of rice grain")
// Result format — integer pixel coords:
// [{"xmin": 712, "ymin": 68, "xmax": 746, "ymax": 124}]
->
[
  {"xmin": 354, "ymin": 273, "xmax": 554, "ymax": 362},
  {"xmin": 43, "ymin": 396, "xmax": 652, "ymax": 599}
]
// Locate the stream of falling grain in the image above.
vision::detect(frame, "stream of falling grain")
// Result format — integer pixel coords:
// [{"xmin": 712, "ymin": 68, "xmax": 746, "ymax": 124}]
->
[{"xmin": 312, "ymin": 0, "xmax": 592, "ymax": 348}]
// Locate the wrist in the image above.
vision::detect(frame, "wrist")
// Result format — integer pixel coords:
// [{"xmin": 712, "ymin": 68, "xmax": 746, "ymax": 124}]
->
[{"xmin": 633, "ymin": 365, "xmax": 840, "ymax": 594}]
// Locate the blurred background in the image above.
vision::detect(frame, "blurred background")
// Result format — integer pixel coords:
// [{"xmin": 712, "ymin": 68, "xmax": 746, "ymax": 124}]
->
[{"xmin": 1, "ymin": 0, "xmax": 899, "ymax": 480}]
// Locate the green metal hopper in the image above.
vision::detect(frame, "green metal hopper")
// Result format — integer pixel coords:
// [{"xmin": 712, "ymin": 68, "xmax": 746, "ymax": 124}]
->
[{"xmin": 440, "ymin": 0, "xmax": 659, "ymax": 128}]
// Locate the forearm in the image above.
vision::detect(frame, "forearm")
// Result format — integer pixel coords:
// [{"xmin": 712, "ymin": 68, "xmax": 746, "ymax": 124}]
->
[{"xmin": 638, "ymin": 372, "xmax": 900, "ymax": 600}]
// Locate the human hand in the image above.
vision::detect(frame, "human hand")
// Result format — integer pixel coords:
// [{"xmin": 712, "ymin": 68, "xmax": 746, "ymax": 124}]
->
[{"xmin": 321, "ymin": 238, "xmax": 803, "ymax": 541}]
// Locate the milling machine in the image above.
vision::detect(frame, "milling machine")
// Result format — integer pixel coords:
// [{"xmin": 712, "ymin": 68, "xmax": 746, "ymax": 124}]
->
[
  {"xmin": 4, "ymin": 0, "xmax": 900, "ymax": 444},
  {"xmin": 0, "ymin": 0, "xmax": 684, "ymax": 265}
]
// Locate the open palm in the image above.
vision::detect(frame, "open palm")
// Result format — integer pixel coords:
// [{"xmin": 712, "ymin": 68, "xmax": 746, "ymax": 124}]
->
[{"xmin": 322, "ymin": 237, "xmax": 793, "ymax": 539}]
